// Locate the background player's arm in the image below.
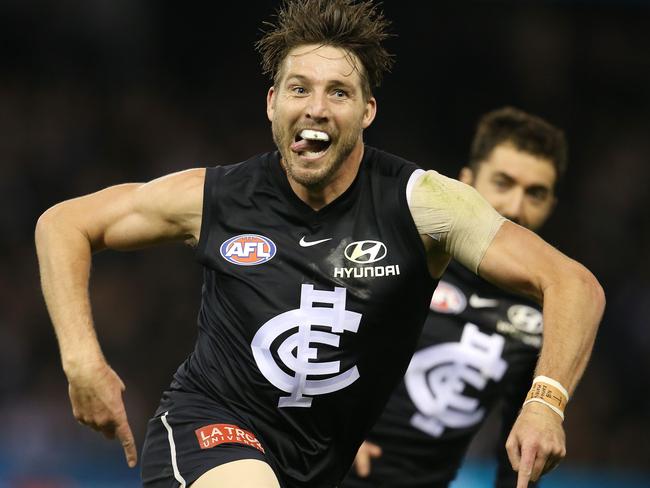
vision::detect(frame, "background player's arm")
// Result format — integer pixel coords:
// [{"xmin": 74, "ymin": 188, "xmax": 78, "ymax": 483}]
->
[
  {"xmin": 409, "ymin": 170, "xmax": 605, "ymax": 487},
  {"xmin": 34, "ymin": 168, "xmax": 205, "ymax": 467}
]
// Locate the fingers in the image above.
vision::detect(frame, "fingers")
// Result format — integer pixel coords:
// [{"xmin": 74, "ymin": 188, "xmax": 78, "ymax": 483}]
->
[
  {"xmin": 506, "ymin": 430, "xmax": 522, "ymax": 474},
  {"xmin": 366, "ymin": 441, "xmax": 382, "ymax": 458},
  {"xmin": 516, "ymin": 446, "xmax": 535, "ymax": 488},
  {"xmin": 354, "ymin": 441, "xmax": 382, "ymax": 478},
  {"xmin": 508, "ymin": 433, "xmax": 566, "ymax": 487},
  {"xmin": 116, "ymin": 418, "xmax": 138, "ymax": 468},
  {"xmin": 507, "ymin": 401, "xmax": 567, "ymax": 487},
  {"xmin": 355, "ymin": 448, "xmax": 372, "ymax": 477},
  {"xmin": 67, "ymin": 366, "xmax": 137, "ymax": 467},
  {"xmin": 542, "ymin": 446, "xmax": 565, "ymax": 476}
]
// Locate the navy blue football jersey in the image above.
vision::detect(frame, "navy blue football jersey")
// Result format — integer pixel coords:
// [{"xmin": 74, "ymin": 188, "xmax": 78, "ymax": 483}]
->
[{"xmin": 165, "ymin": 147, "xmax": 437, "ymax": 487}]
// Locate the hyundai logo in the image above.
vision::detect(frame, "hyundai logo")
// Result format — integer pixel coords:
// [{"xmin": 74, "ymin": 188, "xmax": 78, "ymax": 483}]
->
[{"xmin": 344, "ymin": 240, "xmax": 387, "ymax": 264}]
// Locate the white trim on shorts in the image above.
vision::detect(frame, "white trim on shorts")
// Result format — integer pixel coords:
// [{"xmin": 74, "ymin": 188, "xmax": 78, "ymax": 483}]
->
[{"xmin": 161, "ymin": 411, "xmax": 187, "ymax": 488}]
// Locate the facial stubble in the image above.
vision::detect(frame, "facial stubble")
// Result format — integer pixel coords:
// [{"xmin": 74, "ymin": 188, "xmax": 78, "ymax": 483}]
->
[{"xmin": 272, "ymin": 115, "xmax": 363, "ymax": 190}]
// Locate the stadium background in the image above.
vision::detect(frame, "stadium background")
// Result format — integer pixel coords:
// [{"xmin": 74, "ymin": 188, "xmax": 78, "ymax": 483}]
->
[{"xmin": 1, "ymin": 1, "xmax": 649, "ymax": 486}]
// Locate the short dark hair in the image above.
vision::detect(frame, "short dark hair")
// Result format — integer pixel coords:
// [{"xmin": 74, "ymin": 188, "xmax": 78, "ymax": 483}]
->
[
  {"xmin": 469, "ymin": 107, "xmax": 568, "ymax": 184},
  {"xmin": 256, "ymin": 0, "xmax": 394, "ymax": 100}
]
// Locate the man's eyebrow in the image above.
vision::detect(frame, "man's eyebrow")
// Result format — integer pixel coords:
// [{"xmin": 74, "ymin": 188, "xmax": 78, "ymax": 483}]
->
[
  {"xmin": 284, "ymin": 74, "xmax": 356, "ymax": 90},
  {"xmin": 492, "ymin": 172, "xmax": 552, "ymax": 192},
  {"xmin": 492, "ymin": 171, "xmax": 515, "ymax": 183},
  {"xmin": 285, "ymin": 74, "xmax": 310, "ymax": 83},
  {"xmin": 526, "ymin": 184, "xmax": 551, "ymax": 194},
  {"xmin": 328, "ymin": 79, "xmax": 356, "ymax": 90}
]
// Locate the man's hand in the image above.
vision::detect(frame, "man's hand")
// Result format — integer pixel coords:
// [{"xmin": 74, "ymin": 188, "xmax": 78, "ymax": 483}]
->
[
  {"xmin": 353, "ymin": 441, "xmax": 382, "ymax": 477},
  {"xmin": 506, "ymin": 401, "xmax": 566, "ymax": 488},
  {"xmin": 67, "ymin": 361, "xmax": 137, "ymax": 468}
]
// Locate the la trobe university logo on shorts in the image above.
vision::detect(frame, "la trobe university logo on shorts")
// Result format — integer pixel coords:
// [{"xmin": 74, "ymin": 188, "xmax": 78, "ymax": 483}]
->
[
  {"xmin": 251, "ymin": 284, "xmax": 362, "ymax": 408},
  {"xmin": 220, "ymin": 234, "xmax": 276, "ymax": 266}
]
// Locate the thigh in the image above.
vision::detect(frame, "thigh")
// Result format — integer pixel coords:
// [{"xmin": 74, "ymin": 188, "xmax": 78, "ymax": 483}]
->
[{"xmin": 191, "ymin": 459, "xmax": 280, "ymax": 488}]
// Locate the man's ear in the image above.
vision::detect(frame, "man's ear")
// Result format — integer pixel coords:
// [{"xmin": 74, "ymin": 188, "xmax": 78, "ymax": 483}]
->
[
  {"xmin": 361, "ymin": 97, "xmax": 377, "ymax": 129},
  {"xmin": 266, "ymin": 86, "xmax": 276, "ymax": 122},
  {"xmin": 459, "ymin": 166, "xmax": 474, "ymax": 185}
]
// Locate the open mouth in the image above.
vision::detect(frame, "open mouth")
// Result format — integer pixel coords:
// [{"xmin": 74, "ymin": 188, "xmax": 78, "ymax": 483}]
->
[{"xmin": 290, "ymin": 129, "xmax": 332, "ymax": 158}]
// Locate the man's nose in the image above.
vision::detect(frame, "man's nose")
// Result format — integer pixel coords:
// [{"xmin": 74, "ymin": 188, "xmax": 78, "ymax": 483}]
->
[
  {"xmin": 500, "ymin": 189, "xmax": 526, "ymax": 224},
  {"xmin": 305, "ymin": 92, "xmax": 329, "ymax": 122}
]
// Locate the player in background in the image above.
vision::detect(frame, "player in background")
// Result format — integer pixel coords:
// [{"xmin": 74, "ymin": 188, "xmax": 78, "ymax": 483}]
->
[{"xmin": 344, "ymin": 107, "xmax": 569, "ymax": 488}]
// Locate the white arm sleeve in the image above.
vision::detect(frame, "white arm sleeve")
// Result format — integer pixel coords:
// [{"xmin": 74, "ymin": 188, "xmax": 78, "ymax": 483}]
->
[{"xmin": 406, "ymin": 169, "xmax": 506, "ymax": 273}]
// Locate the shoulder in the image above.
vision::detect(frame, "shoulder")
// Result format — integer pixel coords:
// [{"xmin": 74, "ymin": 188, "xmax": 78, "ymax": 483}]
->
[
  {"xmin": 412, "ymin": 169, "xmax": 468, "ymax": 195},
  {"xmin": 203, "ymin": 152, "xmax": 276, "ymax": 191},
  {"xmin": 363, "ymin": 146, "xmax": 421, "ymax": 179},
  {"xmin": 409, "ymin": 169, "xmax": 497, "ymax": 215},
  {"xmin": 206, "ymin": 152, "xmax": 274, "ymax": 176},
  {"xmin": 135, "ymin": 167, "xmax": 205, "ymax": 202}
]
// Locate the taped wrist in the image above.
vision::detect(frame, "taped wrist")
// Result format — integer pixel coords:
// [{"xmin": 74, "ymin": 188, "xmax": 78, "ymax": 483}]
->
[{"xmin": 523, "ymin": 375, "xmax": 569, "ymax": 420}]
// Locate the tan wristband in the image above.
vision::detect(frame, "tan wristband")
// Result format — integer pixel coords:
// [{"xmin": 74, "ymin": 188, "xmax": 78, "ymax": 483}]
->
[{"xmin": 523, "ymin": 376, "xmax": 569, "ymax": 420}]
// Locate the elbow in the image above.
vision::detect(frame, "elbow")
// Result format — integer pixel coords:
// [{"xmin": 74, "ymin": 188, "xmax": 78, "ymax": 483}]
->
[
  {"xmin": 588, "ymin": 270, "xmax": 606, "ymax": 317},
  {"xmin": 572, "ymin": 262, "xmax": 606, "ymax": 317},
  {"xmin": 35, "ymin": 202, "xmax": 89, "ymax": 251},
  {"xmin": 35, "ymin": 206, "xmax": 60, "ymax": 248}
]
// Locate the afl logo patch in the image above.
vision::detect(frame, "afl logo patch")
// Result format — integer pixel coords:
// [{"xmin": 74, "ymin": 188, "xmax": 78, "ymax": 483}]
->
[
  {"xmin": 220, "ymin": 234, "xmax": 276, "ymax": 266},
  {"xmin": 430, "ymin": 281, "xmax": 467, "ymax": 314}
]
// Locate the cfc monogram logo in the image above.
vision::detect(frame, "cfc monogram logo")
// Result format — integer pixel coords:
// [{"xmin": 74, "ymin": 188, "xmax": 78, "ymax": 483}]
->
[
  {"xmin": 404, "ymin": 323, "xmax": 507, "ymax": 437},
  {"xmin": 251, "ymin": 284, "xmax": 362, "ymax": 408}
]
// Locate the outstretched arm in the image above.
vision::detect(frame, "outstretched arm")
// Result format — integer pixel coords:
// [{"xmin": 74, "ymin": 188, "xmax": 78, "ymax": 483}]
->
[
  {"xmin": 479, "ymin": 221, "xmax": 604, "ymax": 488},
  {"xmin": 408, "ymin": 170, "xmax": 604, "ymax": 487},
  {"xmin": 34, "ymin": 168, "xmax": 205, "ymax": 467}
]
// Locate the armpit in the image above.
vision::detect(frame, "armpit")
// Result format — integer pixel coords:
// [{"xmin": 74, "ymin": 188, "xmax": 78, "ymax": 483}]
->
[{"xmin": 407, "ymin": 169, "xmax": 505, "ymax": 273}]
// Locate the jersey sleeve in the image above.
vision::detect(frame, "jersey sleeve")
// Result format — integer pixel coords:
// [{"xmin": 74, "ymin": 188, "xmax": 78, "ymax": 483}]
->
[{"xmin": 407, "ymin": 169, "xmax": 505, "ymax": 273}]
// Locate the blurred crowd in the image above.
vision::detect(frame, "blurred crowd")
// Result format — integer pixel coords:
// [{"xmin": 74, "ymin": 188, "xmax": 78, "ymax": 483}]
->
[{"xmin": 1, "ymin": 0, "xmax": 649, "ymax": 480}]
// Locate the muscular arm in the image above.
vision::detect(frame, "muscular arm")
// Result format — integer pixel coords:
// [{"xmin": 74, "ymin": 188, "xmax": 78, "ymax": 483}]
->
[
  {"xmin": 408, "ymin": 170, "xmax": 605, "ymax": 487},
  {"xmin": 34, "ymin": 168, "xmax": 205, "ymax": 467},
  {"xmin": 480, "ymin": 222, "xmax": 604, "ymax": 487},
  {"xmin": 479, "ymin": 223, "xmax": 603, "ymax": 394}
]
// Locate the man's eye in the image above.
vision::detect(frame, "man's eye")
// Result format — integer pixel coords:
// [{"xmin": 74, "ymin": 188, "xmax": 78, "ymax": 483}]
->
[
  {"xmin": 493, "ymin": 178, "xmax": 510, "ymax": 190},
  {"xmin": 333, "ymin": 89, "xmax": 348, "ymax": 98},
  {"xmin": 292, "ymin": 86, "xmax": 306, "ymax": 95},
  {"xmin": 528, "ymin": 189, "xmax": 549, "ymax": 202}
]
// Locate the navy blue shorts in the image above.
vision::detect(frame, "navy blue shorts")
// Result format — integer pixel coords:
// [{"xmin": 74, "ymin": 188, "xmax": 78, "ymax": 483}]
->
[{"xmin": 141, "ymin": 389, "xmax": 274, "ymax": 487}]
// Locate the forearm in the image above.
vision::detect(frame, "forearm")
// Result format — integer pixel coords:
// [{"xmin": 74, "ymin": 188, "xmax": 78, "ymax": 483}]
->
[
  {"xmin": 478, "ymin": 223, "xmax": 605, "ymax": 396},
  {"xmin": 535, "ymin": 262, "xmax": 605, "ymax": 395},
  {"xmin": 35, "ymin": 206, "xmax": 105, "ymax": 375}
]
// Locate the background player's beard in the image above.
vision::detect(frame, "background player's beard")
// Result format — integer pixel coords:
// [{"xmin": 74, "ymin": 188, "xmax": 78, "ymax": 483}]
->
[{"xmin": 272, "ymin": 120, "xmax": 362, "ymax": 190}]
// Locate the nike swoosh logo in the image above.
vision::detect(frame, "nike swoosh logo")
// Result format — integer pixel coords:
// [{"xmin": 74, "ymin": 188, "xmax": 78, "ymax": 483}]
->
[
  {"xmin": 469, "ymin": 294, "xmax": 499, "ymax": 308},
  {"xmin": 299, "ymin": 236, "xmax": 333, "ymax": 247}
]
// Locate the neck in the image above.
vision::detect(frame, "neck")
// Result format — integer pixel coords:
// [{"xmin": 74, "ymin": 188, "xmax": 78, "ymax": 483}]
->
[{"xmin": 287, "ymin": 142, "xmax": 365, "ymax": 211}]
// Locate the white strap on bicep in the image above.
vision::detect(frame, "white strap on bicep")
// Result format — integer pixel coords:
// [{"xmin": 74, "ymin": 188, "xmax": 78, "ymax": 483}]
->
[
  {"xmin": 406, "ymin": 169, "xmax": 425, "ymax": 207},
  {"xmin": 406, "ymin": 169, "xmax": 442, "ymax": 241},
  {"xmin": 407, "ymin": 169, "xmax": 505, "ymax": 273}
]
